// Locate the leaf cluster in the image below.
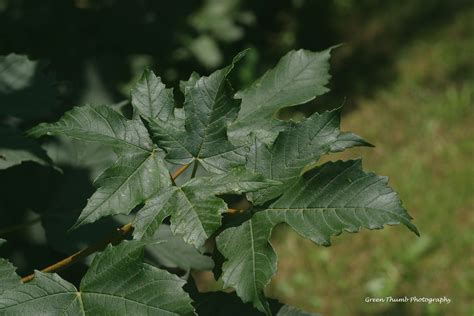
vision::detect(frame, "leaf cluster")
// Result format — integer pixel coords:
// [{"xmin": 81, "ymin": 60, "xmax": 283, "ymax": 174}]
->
[{"xmin": 0, "ymin": 48, "xmax": 418, "ymax": 315}]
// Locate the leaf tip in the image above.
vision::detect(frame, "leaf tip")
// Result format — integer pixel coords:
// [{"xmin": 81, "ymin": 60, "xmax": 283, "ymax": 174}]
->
[
  {"xmin": 233, "ymin": 48, "xmax": 251, "ymax": 63},
  {"xmin": 25, "ymin": 125, "xmax": 45, "ymax": 138},
  {"xmin": 408, "ymin": 222, "xmax": 421, "ymax": 237},
  {"xmin": 329, "ymin": 43, "xmax": 345, "ymax": 51},
  {"xmin": 68, "ymin": 220, "xmax": 85, "ymax": 232}
]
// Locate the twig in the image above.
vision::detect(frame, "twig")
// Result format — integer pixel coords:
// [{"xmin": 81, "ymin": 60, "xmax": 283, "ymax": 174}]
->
[
  {"xmin": 227, "ymin": 208, "xmax": 243, "ymax": 214},
  {"xmin": 172, "ymin": 163, "xmax": 191, "ymax": 179},
  {"xmin": 20, "ymin": 223, "xmax": 133, "ymax": 283},
  {"xmin": 20, "ymin": 163, "xmax": 244, "ymax": 283}
]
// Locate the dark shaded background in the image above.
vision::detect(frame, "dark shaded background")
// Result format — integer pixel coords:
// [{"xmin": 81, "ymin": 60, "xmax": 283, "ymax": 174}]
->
[{"xmin": 1, "ymin": 0, "xmax": 470, "ymax": 104}]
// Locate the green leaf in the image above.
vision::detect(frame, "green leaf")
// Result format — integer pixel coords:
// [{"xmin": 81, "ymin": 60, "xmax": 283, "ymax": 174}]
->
[
  {"xmin": 179, "ymin": 72, "xmax": 201, "ymax": 95},
  {"xmin": 216, "ymin": 217, "xmax": 276, "ymax": 315},
  {"xmin": 28, "ymin": 104, "xmax": 172, "ymax": 228},
  {"xmin": 0, "ymin": 272, "xmax": 82, "ymax": 314},
  {"xmin": 42, "ymin": 135, "xmax": 116, "ymax": 179},
  {"xmin": 72, "ymin": 151, "xmax": 171, "ymax": 229},
  {"xmin": 0, "ymin": 242, "xmax": 194, "ymax": 315},
  {"xmin": 0, "ymin": 126, "xmax": 53, "ymax": 170},
  {"xmin": 17, "ymin": 46, "xmax": 419, "ymax": 316},
  {"xmin": 266, "ymin": 159, "xmax": 419, "ymax": 241},
  {"xmin": 183, "ymin": 165, "xmax": 280, "ymax": 197},
  {"xmin": 247, "ymin": 108, "xmax": 371, "ymax": 204},
  {"xmin": 0, "ymin": 54, "xmax": 57, "ymax": 120},
  {"xmin": 0, "ymin": 259, "xmax": 21, "ymax": 294},
  {"xmin": 228, "ymin": 48, "xmax": 334, "ymax": 143},
  {"xmin": 131, "ymin": 69, "xmax": 175, "ymax": 122},
  {"xmin": 80, "ymin": 241, "xmax": 194, "ymax": 315},
  {"xmin": 133, "ymin": 166, "xmax": 279, "ymax": 248},
  {"xmin": 217, "ymin": 160, "xmax": 418, "ymax": 314},
  {"xmin": 145, "ymin": 225, "xmax": 215, "ymax": 271},
  {"xmin": 28, "ymin": 104, "xmax": 153, "ymax": 154},
  {"xmin": 147, "ymin": 52, "xmax": 248, "ymax": 173}
]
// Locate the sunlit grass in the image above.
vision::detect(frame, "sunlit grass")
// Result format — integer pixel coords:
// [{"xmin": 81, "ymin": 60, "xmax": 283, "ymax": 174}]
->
[{"xmin": 267, "ymin": 8, "xmax": 474, "ymax": 316}]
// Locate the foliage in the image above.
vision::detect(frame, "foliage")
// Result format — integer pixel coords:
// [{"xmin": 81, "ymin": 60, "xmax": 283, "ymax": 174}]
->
[
  {"xmin": 0, "ymin": 54, "xmax": 56, "ymax": 169},
  {"xmin": 261, "ymin": 8, "xmax": 474, "ymax": 315},
  {"xmin": 0, "ymin": 47, "xmax": 418, "ymax": 315}
]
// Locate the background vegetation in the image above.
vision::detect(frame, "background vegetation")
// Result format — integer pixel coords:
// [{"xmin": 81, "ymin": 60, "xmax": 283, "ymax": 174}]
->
[{"xmin": 0, "ymin": 0, "xmax": 472, "ymax": 315}]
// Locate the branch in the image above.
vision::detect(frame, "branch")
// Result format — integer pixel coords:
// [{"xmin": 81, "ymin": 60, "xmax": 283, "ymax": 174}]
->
[
  {"xmin": 172, "ymin": 163, "xmax": 191, "ymax": 179},
  {"xmin": 20, "ymin": 223, "xmax": 133, "ymax": 283},
  {"xmin": 20, "ymin": 163, "xmax": 246, "ymax": 283},
  {"xmin": 227, "ymin": 208, "xmax": 243, "ymax": 214},
  {"xmin": 21, "ymin": 163, "xmax": 192, "ymax": 283}
]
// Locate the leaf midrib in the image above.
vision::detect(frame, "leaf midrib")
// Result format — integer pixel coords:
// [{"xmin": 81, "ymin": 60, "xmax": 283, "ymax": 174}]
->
[
  {"xmin": 266, "ymin": 206, "xmax": 407, "ymax": 221},
  {"xmin": 175, "ymin": 187, "xmax": 212, "ymax": 238},
  {"xmin": 191, "ymin": 80, "xmax": 226, "ymax": 160},
  {"xmin": 89, "ymin": 106, "xmax": 151, "ymax": 153},
  {"xmin": 49, "ymin": 127, "xmax": 151, "ymax": 154},
  {"xmin": 0, "ymin": 290, "xmax": 181, "ymax": 315},
  {"xmin": 0, "ymin": 292, "xmax": 77, "ymax": 311},
  {"xmin": 75, "ymin": 153, "xmax": 153, "ymax": 227},
  {"xmin": 248, "ymin": 219, "xmax": 259, "ymax": 304}
]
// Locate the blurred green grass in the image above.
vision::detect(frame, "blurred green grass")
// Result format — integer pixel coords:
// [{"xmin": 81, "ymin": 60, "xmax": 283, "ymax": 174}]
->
[{"xmin": 267, "ymin": 8, "xmax": 474, "ymax": 316}]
